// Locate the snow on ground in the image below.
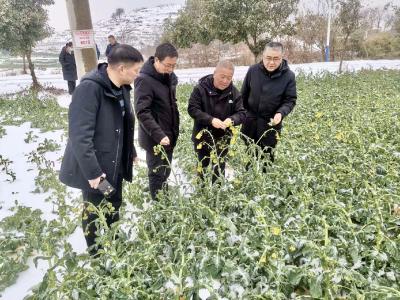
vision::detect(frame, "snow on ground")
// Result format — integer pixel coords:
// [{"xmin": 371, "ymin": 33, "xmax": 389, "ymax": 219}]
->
[
  {"xmin": 0, "ymin": 123, "xmax": 67, "ymax": 222},
  {"xmin": 0, "ymin": 59, "xmax": 399, "ymax": 95},
  {"xmin": 0, "ymin": 122, "xmax": 86, "ymax": 300},
  {"xmin": 1, "ymin": 59, "xmax": 400, "ymax": 299}
]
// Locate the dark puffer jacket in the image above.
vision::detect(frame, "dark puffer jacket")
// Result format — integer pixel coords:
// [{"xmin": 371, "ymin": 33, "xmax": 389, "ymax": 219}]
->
[
  {"xmin": 241, "ymin": 59, "xmax": 297, "ymax": 144},
  {"xmin": 59, "ymin": 63, "xmax": 137, "ymax": 192},
  {"xmin": 188, "ymin": 74, "xmax": 245, "ymax": 146},
  {"xmin": 134, "ymin": 57, "xmax": 180, "ymax": 152}
]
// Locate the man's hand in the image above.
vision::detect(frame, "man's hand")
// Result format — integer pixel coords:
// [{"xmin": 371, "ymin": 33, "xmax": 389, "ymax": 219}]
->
[
  {"xmin": 88, "ymin": 173, "xmax": 106, "ymax": 189},
  {"xmin": 223, "ymin": 118, "xmax": 233, "ymax": 128},
  {"xmin": 211, "ymin": 118, "xmax": 227, "ymax": 130},
  {"xmin": 160, "ymin": 136, "xmax": 171, "ymax": 146},
  {"xmin": 273, "ymin": 113, "xmax": 282, "ymax": 125}
]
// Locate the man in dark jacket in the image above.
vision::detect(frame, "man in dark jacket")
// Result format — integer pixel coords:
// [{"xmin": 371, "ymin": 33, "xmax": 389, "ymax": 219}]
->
[
  {"xmin": 134, "ymin": 43, "xmax": 179, "ymax": 200},
  {"xmin": 59, "ymin": 45, "xmax": 144, "ymax": 255},
  {"xmin": 96, "ymin": 43, "xmax": 101, "ymax": 60},
  {"xmin": 188, "ymin": 60, "xmax": 246, "ymax": 182},
  {"xmin": 241, "ymin": 42, "xmax": 297, "ymax": 166},
  {"xmin": 59, "ymin": 42, "xmax": 78, "ymax": 95},
  {"xmin": 105, "ymin": 35, "xmax": 119, "ymax": 58}
]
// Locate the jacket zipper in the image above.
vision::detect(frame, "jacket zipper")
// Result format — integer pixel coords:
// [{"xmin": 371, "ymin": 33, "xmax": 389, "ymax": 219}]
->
[{"xmin": 113, "ymin": 128, "xmax": 121, "ymax": 182}]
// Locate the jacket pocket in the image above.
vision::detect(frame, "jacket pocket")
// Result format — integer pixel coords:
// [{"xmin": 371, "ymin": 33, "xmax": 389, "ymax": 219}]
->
[{"xmin": 94, "ymin": 142, "xmax": 113, "ymax": 152}]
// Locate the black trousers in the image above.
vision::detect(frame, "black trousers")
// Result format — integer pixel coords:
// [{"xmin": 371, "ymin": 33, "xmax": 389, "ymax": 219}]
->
[
  {"xmin": 81, "ymin": 175, "xmax": 123, "ymax": 256},
  {"xmin": 146, "ymin": 150, "xmax": 173, "ymax": 200},
  {"xmin": 195, "ymin": 144, "xmax": 227, "ymax": 183},
  {"xmin": 67, "ymin": 80, "xmax": 76, "ymax": 95}
]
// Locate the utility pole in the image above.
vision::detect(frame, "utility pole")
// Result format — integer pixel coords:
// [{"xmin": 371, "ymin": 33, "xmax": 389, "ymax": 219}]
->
[
  {"xmin": 65, "ymin": 0, "xmax": 97, "ymax": 78},
  {"xmin": 325, "ymin": 0, "xmax": 332, "ymax": 62}
]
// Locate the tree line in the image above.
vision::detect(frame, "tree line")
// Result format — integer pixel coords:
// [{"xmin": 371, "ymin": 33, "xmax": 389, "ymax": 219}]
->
[{"xmin": 162, "ymin": 0, "xmax": 400, "ymax": 68}]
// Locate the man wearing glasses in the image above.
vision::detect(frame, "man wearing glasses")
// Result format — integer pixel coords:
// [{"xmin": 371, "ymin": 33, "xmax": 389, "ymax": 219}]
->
[
  {"xmin": 241, "ymin": 42, "xmax": 297, "ymax": 168},
  {"xmin": 134, "ymin": 43, "xmax": 180, "ymax": 200}
]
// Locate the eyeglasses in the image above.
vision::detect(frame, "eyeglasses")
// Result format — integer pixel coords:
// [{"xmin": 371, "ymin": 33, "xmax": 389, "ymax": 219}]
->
[
  {"xmin": 159, "ymin": 61, "xmax": 177, "ymax": 69},
  {"xmin": 263, "ymin": 56, "xmax": 282, "ymax": 63}
]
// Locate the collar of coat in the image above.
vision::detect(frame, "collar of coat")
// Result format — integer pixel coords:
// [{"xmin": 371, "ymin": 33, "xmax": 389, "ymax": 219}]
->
[
  {"xmin": 198, "ymin": 74, "xmax": 233, "ymax": 99},
  {"xmin": 140, "ymin": 56, "xmax": 178, "ymax": 87},
  {"xmin": 258, "ymin": 59, "xmax": 290, "ymax": 79},
  {"xmin": 80, "ymin": 63, "xmax": 132, "ymax": 100}
]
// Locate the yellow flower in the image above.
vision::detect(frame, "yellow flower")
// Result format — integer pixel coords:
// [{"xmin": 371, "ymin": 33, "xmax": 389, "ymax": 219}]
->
[
  {"xmin": 276, "ymin": 132, "xmax": 280, "ymax": 140},
  {"xmin": 228, "ymin": 150, "xmax": 235, "ymax": 157},
  {"xmin": 315, "ymin": 111, "xmax": 323, "ymax": 119},
  {"xmin": 153, "ymin": 145, "xmax": 161, "ymax": 155},
  {"xmin": 230, "ymin": 126, "xmax": 238, "ymax": 135},
  {"xmin": 197, "ymin": 165, "xmax": 203, "ymax": 173},
  {"xmin": 196, "ymin": 143, "xmax": 203, "ymax": 150},
  {"xmin": 271, "ymin": 226, "xmax": 281, "ymax": 236},
  {"xmin": 289, "ymin": 245, "xmax": 296, "ymax": 252},
  {"xmin": 259, "ymin": 254, "xmax": 267, "ymax": 264},
  {"xmin": 271, "ymin": 252, "xmax": 278, "ymax": 259},
  {"xmin": 195, "ymin": 130, "xmax": 203, "ymax": 140},
  {"xmin": 335, "ymin": 131, "xmax": 344, "ymax": 141}
]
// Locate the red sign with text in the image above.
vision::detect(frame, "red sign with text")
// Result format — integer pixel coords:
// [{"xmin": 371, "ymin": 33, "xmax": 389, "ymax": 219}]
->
[{"xmin": 72, "ymin": 30, "xmax": 95, "ymax": 49}]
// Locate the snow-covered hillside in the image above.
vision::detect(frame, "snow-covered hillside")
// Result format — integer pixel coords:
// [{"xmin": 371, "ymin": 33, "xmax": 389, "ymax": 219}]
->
[{"xmin": 35, "ymin": 4, "xmax": 181, "ymax": 54}]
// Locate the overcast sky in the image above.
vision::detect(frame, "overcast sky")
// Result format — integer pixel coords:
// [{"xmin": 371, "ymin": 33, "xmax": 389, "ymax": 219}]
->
[{"xmin": 48, "ymin": 0, "xmax": 399, "ymax": 32}]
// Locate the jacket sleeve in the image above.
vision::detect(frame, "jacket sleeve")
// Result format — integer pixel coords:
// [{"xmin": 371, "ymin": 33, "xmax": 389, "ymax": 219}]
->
[
  {"xmin": 59, "ymin": 49, "xmax": 66, "ymax": 66},
  {"xmin": 277, "ymin": 72, "xmax": 297, "ymax": 117},
  {"xmin": 187, "ymin": 86, "xmax": 213, "ymax": 125},
  {"xmin": 229, "ymin": 92, "xmax": 246, "ymax": 126},
  {"xmin": 68, "ymin": 81, "xmax": 103, "ymax": 180},
  {"xmin": 105, "ymin": 45, "xmax": 110, "ymax": 57},
  {"xmin": 134, "ymin": 77, "xmax": 166, "ymax": 144},
  {"xmin": 241, "ymin": 68, "xmax": 251, "ymax": 111}
]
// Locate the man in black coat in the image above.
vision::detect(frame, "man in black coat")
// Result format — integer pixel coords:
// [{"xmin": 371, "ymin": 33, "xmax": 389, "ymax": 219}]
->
[
  {"xmin": 241, "ymin": 42, "xmax": 297, "ymax": 166},
  {"xmin": 59, "ymin": 45, "xmax": 144, "ymax": 255},
  {"xmin": 105, "ymin": 35, "xmax": 119, "ymax": 59},
  {"xmin": 134, "ymin": 43, "xmax": 179, "ymax": 200},
  {"xmin": 188, "ymin": 60, "xmax": 246, "ymax": 182},
  {"xmin": 59, "ymin": 42, "xmax": 78, "ymax": 95}
]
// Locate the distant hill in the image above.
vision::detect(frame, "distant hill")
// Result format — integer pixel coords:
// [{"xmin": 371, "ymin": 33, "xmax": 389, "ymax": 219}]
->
[{"xmin": 35, "ymin": 4, "xmax": 181, "ymax": 55}]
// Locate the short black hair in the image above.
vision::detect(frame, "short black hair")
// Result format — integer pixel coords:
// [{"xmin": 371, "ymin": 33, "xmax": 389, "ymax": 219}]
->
[
  {"xmin": 66, "ymin": 42, "xmax": 73, "ymax": 47},
  {"xmin": 264, "ymin": 42, "xmax": 284, "ymax": 53},
  {"xmin": 155, "ymin": 42, "xmax": 178, "ymax": 61},
  {"xmin": 108, "ymin": 44, "xmax": 144, "ymax": 66},
  {"xmin": 108, "ymin": 35, "xmax": 116, "ymax": 39}
]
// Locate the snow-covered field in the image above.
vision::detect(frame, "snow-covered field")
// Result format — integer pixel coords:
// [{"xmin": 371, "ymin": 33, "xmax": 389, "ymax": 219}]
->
[{"xmin": 1, "ymin": 59, "xmax": 400, "ymax": 300}]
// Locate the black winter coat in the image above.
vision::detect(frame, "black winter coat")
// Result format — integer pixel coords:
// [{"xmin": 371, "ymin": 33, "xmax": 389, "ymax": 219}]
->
[
  {"xmin": 59, "ymin": 63, "xmax": 137, "ymax": 192},
  {"xmin": 105, "ymin": 43, "xmax": 120, "ymax": 58},
  {"xmin": 59, "ymin": 47, "xmax": 78, "ymax": 81},
  {"xmin": 188, "ymin": 74, "xmax": 246, "ymax": 145},
  {"xmin": 241, "ymin": 59, "xmax": 297, "ymax": 144},
  {"xmin": 134, "ymin": 57, "xmax": 180, "ymax": 153}
]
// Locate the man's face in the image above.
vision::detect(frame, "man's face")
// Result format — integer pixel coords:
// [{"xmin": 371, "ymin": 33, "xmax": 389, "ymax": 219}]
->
[
  {"xmin": 109, "ymin": 37, "xmax": 116, "ymax": 45},
  {"xmin": 213, "ymin": 67, "xmax": 234, "ymax": 90},
  {"xmin": 118, "ymin": 62, "xmax": 143, "ymax": 85},
  {"xmin": 155, "ymin": 56, "xmax": 177, "ymax": 74},
  {"xmin": 262, "ymin": 48, "xmax": 283, "ymax": 72}
]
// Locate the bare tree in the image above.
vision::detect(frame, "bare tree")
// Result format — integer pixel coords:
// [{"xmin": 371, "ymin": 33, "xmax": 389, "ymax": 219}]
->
[
  {"xmin": 111, "ymin": 8, "xmax": 125, "ymax": 22},
  {"xmin": 336, "ymin": 0, "xmax": 361, "ymax": 73}
]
